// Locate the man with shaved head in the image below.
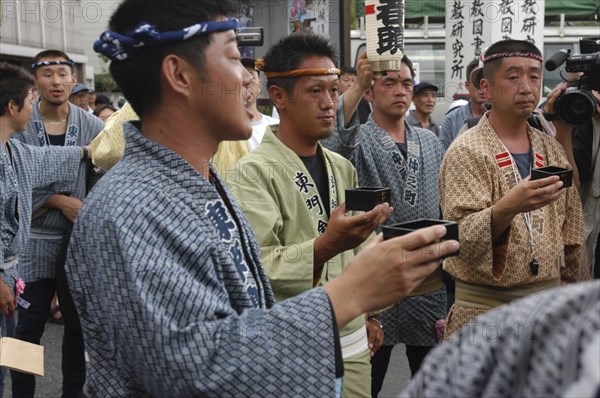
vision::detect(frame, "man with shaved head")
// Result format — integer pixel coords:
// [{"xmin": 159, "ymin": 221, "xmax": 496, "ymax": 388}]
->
[{"xmin": 439, "ymin": 39, "xmax": 589, "ymax": 338}]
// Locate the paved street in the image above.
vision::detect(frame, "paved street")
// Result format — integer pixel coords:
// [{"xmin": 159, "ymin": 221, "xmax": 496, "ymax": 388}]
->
[
  {"xmin": 4, "ymin": 323, "xmax": 412, "ymax": 397},
  {"xmin": 379, "ymin": 345, "xmax": 412, "ymax": 397}
]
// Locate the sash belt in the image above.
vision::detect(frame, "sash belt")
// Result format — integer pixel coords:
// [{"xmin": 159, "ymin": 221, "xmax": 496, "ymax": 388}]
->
[
  {"xmin": 455, "ymin": 278, "xmax": 560, "ymax": 310},
  {"xmin": 408, "ymin": 268, "xmax": 443, "ymax": 297},
  {"xmin": 340, "ymin": 325, "xmax": 368, "ymax": 359}
]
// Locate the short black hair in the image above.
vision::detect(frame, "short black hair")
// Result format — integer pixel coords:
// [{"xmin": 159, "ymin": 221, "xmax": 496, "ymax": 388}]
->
[
  {"xmin": 466, "ymin": 59, "xmax": 479, "ymax": 81},
  {"xmin": 340, "ymin": 66, "xmax": 357, "ymax": 76},
  {"xmin": 0, "ymin": 62, "xmax": 35, "ymax": 117},
  {"xmin": 107, "ymin": 0, "xmax": 237, "ymax": 117},
  {"xmin": 31, "ymin": 50, "xmax": 74, "ymax": 75},
  {"xmin": 241, "ymin": 58, "xmax": 257, "ymax": 70},
  {"xmin": 95, "ymin": 94, "xmax": 112, "ymax": 106},
  {"xmin": 482, "ymin": 40, "xmax": 542, "ymax": 82},
  {"xmin": 241, "ymin": 58, "xmax": 259, "ymax": 79},
  {"xmin": 263, "ymin": 33, "xmax": 338, "ymax": 95},
  {"xmin": 401, "ymin": 55, "xmax": 416, "ymax": 79},
  {"xmin": 93, "ymin": 103, "xmax": 118, "ymax": 117}
]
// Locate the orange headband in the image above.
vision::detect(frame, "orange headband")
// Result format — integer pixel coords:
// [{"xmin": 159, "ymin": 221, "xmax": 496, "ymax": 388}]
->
[
  {"xmin": 264, "ymin": 68, "xmax": 341, "ymax": 78},
  {"xmin": 255, "ymin": 59, "xmax": 340, "ymax": 78}
]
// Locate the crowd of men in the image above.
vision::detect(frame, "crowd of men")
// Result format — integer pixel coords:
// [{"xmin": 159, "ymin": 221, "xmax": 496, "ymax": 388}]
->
[{"xmin": 0, "ymin": 0, "xmax": 598, "ymax": 397}]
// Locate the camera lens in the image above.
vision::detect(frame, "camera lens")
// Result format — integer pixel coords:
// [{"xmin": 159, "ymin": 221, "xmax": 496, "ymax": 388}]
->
[{"xmin": 555, "ymin": 89, "xmax": 596, "ymax": 127}]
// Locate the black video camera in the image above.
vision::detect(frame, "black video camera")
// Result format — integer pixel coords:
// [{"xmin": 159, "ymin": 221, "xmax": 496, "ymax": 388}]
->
[{"xmin": 545, "ymin": 37, "xmax": 600, "ymax": 127}]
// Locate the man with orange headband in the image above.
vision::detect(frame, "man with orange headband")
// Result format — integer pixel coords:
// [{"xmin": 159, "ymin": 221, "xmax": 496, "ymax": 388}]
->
[
  {"xmin": 439, "ymin": 39, "xmax": 589, "ymax": 337},
  {"xmin": 226, "ymin": 34, "xmax": 391, "ymax": 397},
  {"xmin": 65, "ymin": 1, "xmax": 459, "ymax": 396}
]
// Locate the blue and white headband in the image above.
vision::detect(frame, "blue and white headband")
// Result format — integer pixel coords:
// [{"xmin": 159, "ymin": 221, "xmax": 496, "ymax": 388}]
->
[
  {"xmin": 94, "ymin": 19, "xmax": 239, "ymax": 62},
  {"xmin": 30, "ymin": 59, "xmax": 75, "ymax": 71}
]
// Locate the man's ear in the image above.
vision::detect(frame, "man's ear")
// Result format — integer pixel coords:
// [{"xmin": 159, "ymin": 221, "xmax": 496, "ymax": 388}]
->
[
  {"xmin": 480, "ymin": 78, "xmax": 493, "ymax": 102},
  {"xmin": 6, "ymin": 101, "xmax": 16, "ymax": 116},
  {"xmin": 161, "ymin": 54, "xmax": 195, "ymax": 97},
  {"xmin": 364, "ymin": 87, "xmax": 374, "ymax": 103},
  {"xmin": 269, "ymin": 85, "xmax": 286, "ymax": 111}
]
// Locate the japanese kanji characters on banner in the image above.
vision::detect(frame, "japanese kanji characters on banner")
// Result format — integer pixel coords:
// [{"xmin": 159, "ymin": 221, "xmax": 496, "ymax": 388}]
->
[
  {"xmin": 489, "ymin": 0, "xmax": 544, "ymax": 49},
  {"xmin": 444, "ymin": 0, "xmax": 545, "ymax": 99},
  {"xmin": 365, "ymin": 0, "xmax": 405, "ymax": 73}
]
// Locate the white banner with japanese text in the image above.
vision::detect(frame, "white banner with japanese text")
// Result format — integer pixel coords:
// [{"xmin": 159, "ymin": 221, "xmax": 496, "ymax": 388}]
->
[{"xmin": 444, "ymin": 0, "xmax": 545, "ymax": 99}]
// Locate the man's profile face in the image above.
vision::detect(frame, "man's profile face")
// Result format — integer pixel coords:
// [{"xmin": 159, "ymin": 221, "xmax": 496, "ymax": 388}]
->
[
  {"xmin": 34, "ymin": 57, "xmax": 76, "ymax": 106},
  {"xmin": 245, "ymin": 68, "xmax": 260, "ymax": 104},
  {"xmin": 413, "ymin": 89, "xmax": 437, "ymax": 115},
  {"xmin": 88, "ymin": 93, "xmax": 97, "ymax": 109},
  {"xmin": 482, "ymin": 57, "xmax": 541, "ymax": 120},
  {"xmin": 466, "ymin": 79, "xmax": 486, "ymax": 105},
  {"xmin": 366, "ymin": 62, "xmax": 413, "ymax": 120},
  {"xmin": 194, "ymin": 30, "xmax": 253, "ymax": 141},
  {"xmin": 282, "ymin": 55, "xmax": 339, "ymax": 141},
  {"xmin": 13, "ymin": 87, "xmax": 36, "ymax": 131},
  {"xmin": 339, "ymin": 72, "xmax": 356, "ymax": 94}
]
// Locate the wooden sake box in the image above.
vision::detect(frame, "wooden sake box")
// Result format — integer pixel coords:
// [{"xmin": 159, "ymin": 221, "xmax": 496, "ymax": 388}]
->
[
  {"xmin": 345, "ymin": 187, "xmax": 392, "ymax": 211},
  {"xmin": 382, "ymin": 218, "xmax": 460, "ymax": 256},
  {"xmin": 530, "ymin": 166, "xmax": 573, "ymax": 188}
]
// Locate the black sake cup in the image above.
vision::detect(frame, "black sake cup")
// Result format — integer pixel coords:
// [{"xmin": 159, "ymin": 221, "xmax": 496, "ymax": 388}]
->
[
  {"xmin": 530, "ymin": 166, "xmax": 573, "ymax": 188},
  {"xmin": 345, "ymin": 187, "xmax": 392, "ymax": 211},
  {"xmin": 382, "ymin": 218, "xmax": 460, "ymax": 257}
]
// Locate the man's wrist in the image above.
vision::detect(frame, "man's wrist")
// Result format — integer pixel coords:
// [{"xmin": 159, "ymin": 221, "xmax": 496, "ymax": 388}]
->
[
  {"xmin": 314, "ymin": 234, "xmax": 337, "ymax": 264},
  {"xmin": 367, "ymin": 317, "xmax": 383, "ymax": 330},
  {"xmin": 323, "ymin": 277, "xmax": 366, "ymax": 328}
]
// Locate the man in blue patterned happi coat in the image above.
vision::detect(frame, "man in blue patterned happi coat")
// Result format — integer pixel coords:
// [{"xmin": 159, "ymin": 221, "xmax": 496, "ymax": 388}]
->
[
  {"xmin": 0, "ymin": 62, "xmax": 90, "ymax": 398},
  {"xmin": 65, "ymin": 0, "xmax": 460, "ymax": 396},
  {"xmin": 11, "ymin": 49, "xmax": 103, "ymax": 398}
]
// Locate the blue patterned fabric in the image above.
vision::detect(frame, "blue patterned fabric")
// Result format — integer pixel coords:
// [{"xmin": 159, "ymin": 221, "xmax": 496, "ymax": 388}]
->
[
  {"xmin": 11, "ymin": 102, "xmax": 103, "ymax": 281},
  {"xmin": 0, "ymin": 140, "xmax": 81, "ymax": 387},
  {"xmin": 94, "ymin": 19, "xmax": 238, "ymax": 61},
  {"xmin": 381, "ymin": 288, "xmax": 446, "ymax": 346},
  {"xmin": 401, "ymin": 280, "xmax": 600, "ymax": 398},
  {"xmin": 66, "ymin": 122, "xmax": 338, "ymax": 397},
  {"xmin": 439, "ymin": 103, "xmax": 474, "ymax": 151},
  {"xmin": 30, "ymin": 59, "xmax": 74, "ymax": 71},
  {"xmin": 323, "ymin": 115, "xmax": 443, "ymax": 226},
  {"xmin": 1, "ymin": 140, "xmax": 81, "ymax": 260},
  {"xmin": 322, "ymin": 111, "xmax": 446, "ymax": 346}
]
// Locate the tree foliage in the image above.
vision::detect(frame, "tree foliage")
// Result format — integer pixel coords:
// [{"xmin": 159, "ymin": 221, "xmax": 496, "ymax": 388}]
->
[{"xmin": 94, "ymin": 73, "xmax": 119, "ymax": 93}]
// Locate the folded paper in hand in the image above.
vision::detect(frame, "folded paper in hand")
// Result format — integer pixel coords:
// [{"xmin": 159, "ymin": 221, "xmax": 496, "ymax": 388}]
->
[{"xmin": 0, "ymin": 337, "xmax": 44, "ymax": 376}]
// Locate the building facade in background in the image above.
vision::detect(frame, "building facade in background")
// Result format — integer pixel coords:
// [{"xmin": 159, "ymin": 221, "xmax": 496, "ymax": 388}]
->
[
  {"xmin": 2, "ymin": 0, "xmax": 597, "ymax": 111},
  {"xmin": 0, "ymin": 0, "xmax": 123, "ymax": 87}
]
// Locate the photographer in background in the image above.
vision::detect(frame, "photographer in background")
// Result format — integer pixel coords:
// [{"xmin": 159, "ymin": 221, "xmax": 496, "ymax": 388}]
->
[
  {"xmin": 543, "ymin": 36, "xmax": 600, "ymax": 278},
  {"xmin": 572, "ymin": 89, "xmax": 600, "ymax": 278}
]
